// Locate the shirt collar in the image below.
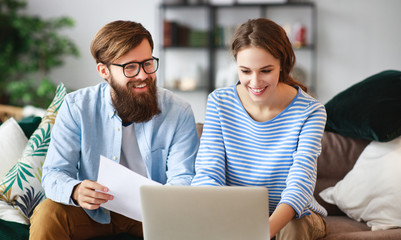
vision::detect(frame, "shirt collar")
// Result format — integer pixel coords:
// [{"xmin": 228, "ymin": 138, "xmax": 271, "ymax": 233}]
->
[{"xmin": 104, "ymin": 82, "xmax": 118, "ymax": 119}]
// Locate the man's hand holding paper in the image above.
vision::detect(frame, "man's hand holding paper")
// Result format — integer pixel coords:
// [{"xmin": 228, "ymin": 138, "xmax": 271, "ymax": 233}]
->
[{"xmin": 97, "ymin": 155, "xmax": 161, "ymax": 222}]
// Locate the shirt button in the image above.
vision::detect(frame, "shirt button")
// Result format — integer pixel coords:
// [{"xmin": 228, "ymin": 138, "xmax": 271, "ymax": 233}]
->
[
  {"xmin": 116, "ymin": 127, "xmax": 120, "ymax": 131},
  {"xmin": 113, "ymin": 156, "xmax": 118, "ymax": 160}
]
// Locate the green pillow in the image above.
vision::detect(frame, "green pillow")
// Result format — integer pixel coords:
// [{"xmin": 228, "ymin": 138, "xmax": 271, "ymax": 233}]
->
[
  {"xmin": 325, "ymin": 70, "xmax": 401, "ymax": 142},
  {"xmin": 0, "ymin": 219, "xmax": 29, "ymax": 240},
  {"xmin": 18, "ymin": 116, "xmax": 42, "ymax": 139}
]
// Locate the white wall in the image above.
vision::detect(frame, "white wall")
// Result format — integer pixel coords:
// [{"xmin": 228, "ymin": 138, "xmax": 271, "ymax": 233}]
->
[
  {"xmin": 315, "ymin": 0, "xmax": 401, "ymax": 103},
  {"xmin": 25, "ymin": 0, "xmax": 401, "ymax": 122}
]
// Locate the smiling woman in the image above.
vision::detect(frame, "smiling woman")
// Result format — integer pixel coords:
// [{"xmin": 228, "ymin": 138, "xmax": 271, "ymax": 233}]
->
[{"xmin": 191, "ymin": 18, "xmax": 327, "ymax": 240}]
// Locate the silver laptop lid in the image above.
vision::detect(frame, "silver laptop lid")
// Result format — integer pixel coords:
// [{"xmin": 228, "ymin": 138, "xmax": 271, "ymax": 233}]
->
[{"xmin": 140, "ymin": 185, "xmax": 270, "ymax": 240}]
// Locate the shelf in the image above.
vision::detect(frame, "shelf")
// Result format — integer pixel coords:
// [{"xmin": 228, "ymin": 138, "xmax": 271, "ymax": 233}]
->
[
  {"xmin": 165, "ymin": 87, "xmax": 209, "ymax": 93},
  {"xmin": 159, "ymin": 2, "xmax": 317, "ymax": 93},
  {"xmin": 162, "ymin": 45, "xmax": 209, "ymax": 49},
  {"xmin": 161, "ymin": 2, "xmax": 314, "ymax": 8},
  {"xmin": 213, "ymin": 44, "xmax": 315, "ymax": 50},
  {"xmin": 161, "ymin": 3, "xmax": 209, "ymax": 8}
]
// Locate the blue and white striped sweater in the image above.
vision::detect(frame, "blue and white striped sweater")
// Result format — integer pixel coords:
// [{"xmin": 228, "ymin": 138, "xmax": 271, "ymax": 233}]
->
[{"xmin": 191, "ymin": 84, "xmax": 328, "ymax": 218}]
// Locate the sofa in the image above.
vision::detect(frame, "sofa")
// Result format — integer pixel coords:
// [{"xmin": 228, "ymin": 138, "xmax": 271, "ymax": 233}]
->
[{"xmin": 0, "ymin": 119, "xmax": 400, "ymax": 239}]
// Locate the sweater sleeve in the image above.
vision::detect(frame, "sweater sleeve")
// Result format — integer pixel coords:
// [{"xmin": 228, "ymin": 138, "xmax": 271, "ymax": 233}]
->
[
  {"xmin": 191, "ymin": 92, "xmax": 227, "ymax": 186},
  {"xmin": 279, "ymin": 102, "xmax": 327, "ymax": 218}
]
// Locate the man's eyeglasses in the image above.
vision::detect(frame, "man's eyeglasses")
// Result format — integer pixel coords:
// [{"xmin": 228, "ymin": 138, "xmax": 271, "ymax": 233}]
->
[{"xmin": 110, "ymin": 57, "xmax": 159, "ymax": 78}]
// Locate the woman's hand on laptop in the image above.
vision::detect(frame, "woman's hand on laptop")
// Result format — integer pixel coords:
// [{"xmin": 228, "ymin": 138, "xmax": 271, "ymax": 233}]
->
[{"xmin": 72, "ymin": 180, "xmax": 114, "ymax": 210}]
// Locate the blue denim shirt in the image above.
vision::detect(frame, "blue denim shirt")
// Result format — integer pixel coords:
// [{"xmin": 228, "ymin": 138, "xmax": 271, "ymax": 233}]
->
[{"xmin": 42, "ymin": 82, "xmax": 199, "ymax": 223}]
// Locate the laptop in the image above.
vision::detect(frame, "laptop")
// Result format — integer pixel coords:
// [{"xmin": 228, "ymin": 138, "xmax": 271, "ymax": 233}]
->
[{"xmin": 140, "ymin": 185, "xmax": 270, "ymax": 240}]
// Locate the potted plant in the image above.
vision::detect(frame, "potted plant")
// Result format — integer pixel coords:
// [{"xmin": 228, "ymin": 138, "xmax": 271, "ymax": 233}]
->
[{"xmin": 0, "ymin": 0, "xmax": 79, "ymax": 108}]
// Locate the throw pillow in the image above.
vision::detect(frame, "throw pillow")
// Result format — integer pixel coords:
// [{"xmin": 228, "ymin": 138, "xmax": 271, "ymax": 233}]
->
[
  {"xmin": 0, "ymin": 118, "xmax": 28, "ymax": 179},
  {"xmin": 319, "ymin": 135, "xmax": 401, "ymax": 231},
  {"xmin": 325, "ymin": 70, "xmax": 401, "ymax": 142},
  {"xmin": 0, "ymin": 83, "xmax": 67, "ymax": 223}
]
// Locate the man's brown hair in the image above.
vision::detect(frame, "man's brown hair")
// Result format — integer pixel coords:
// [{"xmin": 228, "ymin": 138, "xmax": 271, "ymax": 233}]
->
[{"xmin": 90, "ymin": 20, "xmax": 154, "ymax": 64}]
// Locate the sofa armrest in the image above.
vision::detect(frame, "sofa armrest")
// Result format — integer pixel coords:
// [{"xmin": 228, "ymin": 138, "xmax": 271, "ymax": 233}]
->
[{"xmin": 0, "ymin": 104, "xmax": 23, "ymax": 123}]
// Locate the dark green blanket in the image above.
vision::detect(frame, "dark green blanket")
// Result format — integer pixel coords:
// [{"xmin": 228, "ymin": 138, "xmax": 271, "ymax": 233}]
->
[
  {"xmin": 0, "ymin": 219, "xmax": 29, "ymax": 240},
  {"xmin": 0, "ymin": 219, "xmax": 142, "ymax": 240}
]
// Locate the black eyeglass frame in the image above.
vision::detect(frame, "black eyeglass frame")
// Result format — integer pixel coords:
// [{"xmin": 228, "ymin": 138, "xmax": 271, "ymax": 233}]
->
[{"xmin": 110, "ymin": 56, "xmax": 159, "ymax": 78}]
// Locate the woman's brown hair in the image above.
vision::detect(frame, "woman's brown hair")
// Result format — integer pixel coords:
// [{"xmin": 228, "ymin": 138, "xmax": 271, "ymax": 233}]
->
[
  {"xmin": 231, "ymin": 18, "xmax": 307, "ymax": 92},
  {"xmin": 90, "ymin": 20, "xmax": 154, "ymax": 64}
]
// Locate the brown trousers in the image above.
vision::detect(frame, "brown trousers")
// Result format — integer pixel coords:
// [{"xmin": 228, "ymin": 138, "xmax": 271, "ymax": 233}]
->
[
  {"xmin": 275, "ymin": 211, "xmax": 327, "ymax": 240},
  {"xmin": 30, "ymin": 199, "xmax": 143, "ymax": 240}
]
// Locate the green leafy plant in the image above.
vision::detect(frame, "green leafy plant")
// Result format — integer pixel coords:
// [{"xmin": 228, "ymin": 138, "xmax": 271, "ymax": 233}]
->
[{"xmin": 0, "ymin": 0, "xmax": 78, "ymax": 108}]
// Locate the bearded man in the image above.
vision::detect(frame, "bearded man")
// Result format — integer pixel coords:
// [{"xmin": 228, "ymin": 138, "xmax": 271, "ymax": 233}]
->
[{"xmin": 30, "ymin": 20, "xmax": 199, "ymax": 240}]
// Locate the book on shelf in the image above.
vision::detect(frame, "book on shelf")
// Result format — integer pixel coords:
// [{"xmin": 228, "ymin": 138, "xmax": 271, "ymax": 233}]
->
[
  {"xmin": 164, "ymin": 20, "xmax": 182, "ymax": 47},
  {"xmin": 164, "ymin": 20, "xmax": 207, "ymax": 47},
  {"xmin": 214, "ymin": 25, "xmax": 236, "ymax": 48},
  {"xmin": 188, "ymin": 30, "xmax": 208, "ymax": 47}
]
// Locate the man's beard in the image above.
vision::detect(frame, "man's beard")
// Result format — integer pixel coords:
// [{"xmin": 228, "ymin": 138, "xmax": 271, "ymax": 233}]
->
[{"xmin": 109, "ymin": 76, "xmax": 161, "ymax": 123}]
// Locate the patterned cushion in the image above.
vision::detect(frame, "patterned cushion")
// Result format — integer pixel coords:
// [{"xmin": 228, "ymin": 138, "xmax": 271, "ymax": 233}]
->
[{"xmin": 0, "ymin": 83, "xmax": 67, "ymax": 223}]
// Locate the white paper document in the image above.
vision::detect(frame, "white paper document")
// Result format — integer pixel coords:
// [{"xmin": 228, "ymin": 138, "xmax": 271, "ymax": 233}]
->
[{"xmin": 97, "ymin": 155, "xmax": 161, "ymax": 222}]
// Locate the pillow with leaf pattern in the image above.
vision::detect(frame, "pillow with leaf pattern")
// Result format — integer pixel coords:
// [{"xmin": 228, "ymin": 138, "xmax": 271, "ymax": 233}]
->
[{"xmin": 0, "ymin": 83, "xmax": 67, "ymax": 223}]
